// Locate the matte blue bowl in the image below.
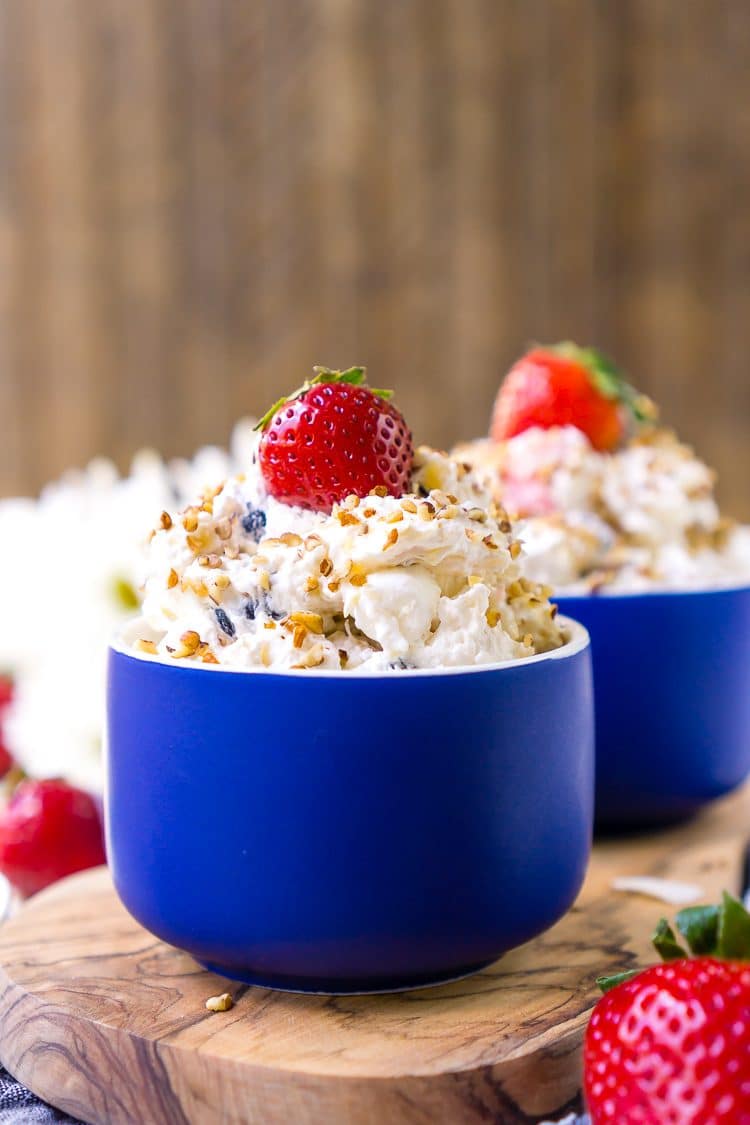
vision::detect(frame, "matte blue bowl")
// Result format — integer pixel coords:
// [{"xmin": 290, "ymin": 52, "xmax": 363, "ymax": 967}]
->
[
  {"xmin": 106, "ymin": 619, "xmax": 593, "ymax": 994},
  {"xmin": 557, "ymin": 586, "xmax": 750, "ymax": 829}
]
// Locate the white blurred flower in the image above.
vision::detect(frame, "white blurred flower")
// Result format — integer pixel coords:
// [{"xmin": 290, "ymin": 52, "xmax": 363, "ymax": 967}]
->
[{"xmin": 0, "ymin": 421, "xmax": 257, "ymax": 792}]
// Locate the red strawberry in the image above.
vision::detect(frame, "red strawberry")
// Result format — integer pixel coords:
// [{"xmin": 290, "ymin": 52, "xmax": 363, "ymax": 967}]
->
[
  {"xmin": 256, "ymin": 366, "xmax": 414, "ymax": 513},
  {"xmin": 585, "ymin": 894, "xmax": 750, "ymax": 1124},
  {"xmin": 0, "ymin": 675, "xmax": 14, "ymax": 778},
  {"xmin": 491, "ymin": 343, "xmax": 656, "ymax": 452},
  {"xmin": 0, "ymin": 779, "xmax": 106, "ymax": 897}
]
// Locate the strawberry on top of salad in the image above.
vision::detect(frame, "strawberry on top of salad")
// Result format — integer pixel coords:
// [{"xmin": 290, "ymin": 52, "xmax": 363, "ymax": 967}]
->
[
  {"xmin": 457, "ymin": 343, "xmax": 750, "ymax": 594},
  {"xmin": 136, "ymin": 366, "xmax": 566, "ymax": 672}
]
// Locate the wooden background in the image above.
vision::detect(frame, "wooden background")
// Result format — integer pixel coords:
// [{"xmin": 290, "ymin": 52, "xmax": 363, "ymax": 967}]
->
[{"xmin": 1, "ymin": 1, "xmax": 749, "ymax": 515}]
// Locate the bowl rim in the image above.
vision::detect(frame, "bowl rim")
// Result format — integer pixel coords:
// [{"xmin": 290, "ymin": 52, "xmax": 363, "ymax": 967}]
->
[
  {"xmin": 110, "ymin": 615, "xmax": 590, "ymax": 679},
  {"xmin": 555, "ymin": 580, "xmax": 750, "ymax": 602}
]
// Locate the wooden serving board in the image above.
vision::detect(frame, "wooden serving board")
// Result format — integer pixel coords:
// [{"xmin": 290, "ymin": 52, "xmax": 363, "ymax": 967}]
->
[{"xmin": 0, "ymin": 787, "xmax": 748, "ymax": 1125}]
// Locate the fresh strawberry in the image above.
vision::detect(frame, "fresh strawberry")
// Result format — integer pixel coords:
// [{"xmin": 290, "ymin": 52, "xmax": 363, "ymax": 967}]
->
[
  {"xmin": 0, "ymin": 779, "xmax": 106, "ymax": 897},
  {"xmin": 585, "ymin": 893, "xmax": 750, "ymax": 1124},
  {"xmin": 256, "ymin": 366, "xmax": 414, "ymax": 512},
  {"xmin": 0, "ymin": 675, "xmax": 14, "ymax": 778},
  {"xmin": 491, "ymin": 343, "xmax": 656, "ymax": 452}
]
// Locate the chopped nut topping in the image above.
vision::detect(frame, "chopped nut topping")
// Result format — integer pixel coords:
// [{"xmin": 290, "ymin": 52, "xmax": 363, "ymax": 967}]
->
[
  {"xmin": 498, "ymin": 520, "xmax": 512, "ymax": 534},
  {"xmin": 319, "ymin": 557, "xmax": 333, "ymax": 577},
  {"xmin": 337, "ymin": 511, "xmax": 361, "ymax": 528},
  {"xmin": 214, "ymin": 574, "xmax": 231, "ymax": 590},
  {"xmin": 287, "ymin": 611, "xmax": 324, "ymax": 634},
  {"xmin": 523, "ymin": 633, "xmax": 534, "ymax": 647},
  {"xmin": 260, "ymin": 644, "xmax": 271, "ymax": 667},
  {"xmin": 167, "ymin": 568, "xmax": 179, "ymax": 589},
  {"xmin": 182, "ymin": 510, "xmax": 199, "ymax": 533},
  {"xmin": 483, "ymin": 535, "xmax": 499, "ymax": 551},
  {"xmin": 401, "ymin": 498, "xmax": 418, "ymax": 514},
  {"xmin": 205, "ymin": 992, "xmax": 234, "ymax": 1013},
  {"xmin": 280, "ymin": 532, "xmax": 303, "ymax": 547},
  {"xmin": 439, "ymin": 505, "xmax": 459, "ymax": 519},
  {"xmin": 259, "ymin": 570, "xmax": 271, "ymax": 591},
  {"xmin": 291, "ymin": 643, "xmax": 326, "ymax": 669},
  {"xmin": 386, "ymin": 509, "xmax": 404, "ymax": 524},
  {"xmin": 215, "ymin": 518, "xmax": 232, "ymax": 541},
  {"xmin": 202, "ymin": 651, "xmax": 220, "ymax": 665},
  {"xmin": 362, "ymin": 507, "xmax": 377, "ymax": 518},
  {"xmin": 198, "ymin": 554, "xmax": 222, "ymax": 569},
  {"xmin": 305, "ymin": 575, "xmax": 320, "ymax": 593},
  {"xmin": 467, "ymin": 507, "xmax": 488, "ymax": 523},
  {"xmin": 187, "ymin": 529, "xmax": 211, "ymax": 553},
  {"xmin": 508, "ymin": 540, "xmax": 521, "ymax": 558},
  {"xmin": 136, "ymin": 638, "xmax": 158, "ymax": 655},
  {"xmin": 465, "ymin": 528, "xmax": 481, "ymax": 543},
  {"xmin": 485, "ymin": 609, "xmax": 500, "ymax": 628},
  {"xmin": 172, "ymin": 630, "xmax": 201, "ymax": 659},
  {"xmin": 292, "ymin": 624, "xmax": 307, "ymax": 648},
  {"xmin": 160, "ymin": 511, "xmax": 173, "ymax": 531},
  {"xmin": 264, "ymin": 621, "xmax": 277, "ymax": 630},
  {"xmin": 370, "ymin": 485, "xmax": 388, "ymax": 498},
  {"xmin": 338, "ymin": 649, "xmax": 349, "ymax": 668},
  {"xmin": 418, "ymin": 502, "xmax": 435, "ymax": 521},
  {"xmin": 349, "ymin": 572, "xmax": 367, "ymax": 587},
  {"xmin": 383, "ymin": 528, "xmax": 399, "ymax": 551},
  {"xmin": 201, "ymin": 499, "xmax": 214, "ymax": 515},
  {"xmin": 343, "ymin": 494, "xmax": 360, "ymax": 510},
  {"xmin": 328, "ymin": 579, "xmax": 341, "ymax": 593},
  {"xmin": 447, "ymin": 494, "xmax": 459, "ymax": 505}
]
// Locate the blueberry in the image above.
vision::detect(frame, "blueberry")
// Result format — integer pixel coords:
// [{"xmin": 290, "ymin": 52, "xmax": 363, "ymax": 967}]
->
[
  {"xmin": 245, "ymin": 599, "xmax": 258, "ymax": 621},
  {"xmin": 261, "ymin": 592, "xmax": 285, "ymax": 621},
  {"xmin": 215, "ymin": 608, "xmax": 236, "ymax": 637},
  {"xmin": 241, "ymin": 505, "xmax": 266, "ymax": 543}
]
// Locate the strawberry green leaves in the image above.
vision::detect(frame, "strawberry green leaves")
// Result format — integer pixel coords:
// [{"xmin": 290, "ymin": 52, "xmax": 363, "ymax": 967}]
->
[
  {"xmin": 255, "ymin": 366, "xmax": 392, "ymax": 432},
  {"xmin": 548, "ymin": 342, "xmax": 658, "ymax": 426},
  {"xmin": 596, "ymin": 968, "xmax": 642, "ymax": 994},
  {"xmin": 652, "ymin": 918, "xmax": 690, "ymax": 961},
  {"xmin": 597, "ymin": 892, "xmax": 750, "ymax": 995}
]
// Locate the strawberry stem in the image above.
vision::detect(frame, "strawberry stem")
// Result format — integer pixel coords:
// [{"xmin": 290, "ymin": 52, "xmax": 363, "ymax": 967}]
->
[{"xmin": 254, "ymin": 366, "xmax": 392, "ymax": 432}]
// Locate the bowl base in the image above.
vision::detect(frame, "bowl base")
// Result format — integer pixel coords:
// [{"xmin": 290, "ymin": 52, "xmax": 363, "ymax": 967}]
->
[{"xmin": 196, "ymin": 956, "xmax": 496, "ymax": 995}]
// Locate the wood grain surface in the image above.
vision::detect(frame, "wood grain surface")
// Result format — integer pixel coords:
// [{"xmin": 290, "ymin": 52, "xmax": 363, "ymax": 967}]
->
[
  {"xmin": 0, "ymin": 783, "xmax": 748, "ymax": 1125},
  {"xmin": 0, "ymin": 1, "xmax": 749, "ymax": 516}
]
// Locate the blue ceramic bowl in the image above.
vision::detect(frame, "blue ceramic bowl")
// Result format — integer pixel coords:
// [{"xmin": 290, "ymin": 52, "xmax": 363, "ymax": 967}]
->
[
  {"xmin": 106, "ymin": 619, "xmax": 593, "ymax": 994},
  {"xmin": 557, "ymin": 586, "xmax": 750, "ymax": 829}
]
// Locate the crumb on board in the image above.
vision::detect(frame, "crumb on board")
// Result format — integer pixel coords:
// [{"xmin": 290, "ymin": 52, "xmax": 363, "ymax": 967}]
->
[{"xmin": 205, "ymin": 992, "xmax": 234, "ymax": 1013}]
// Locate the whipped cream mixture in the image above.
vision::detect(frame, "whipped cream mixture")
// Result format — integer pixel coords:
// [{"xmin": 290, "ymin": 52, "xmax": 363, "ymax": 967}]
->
[
  {"xmin": 456, "ymin": 427, "xmax": 750, "ymax": 593},
  {"xmin": 137, "ymin": 447, "xmax": 565, "ymax": 671}
]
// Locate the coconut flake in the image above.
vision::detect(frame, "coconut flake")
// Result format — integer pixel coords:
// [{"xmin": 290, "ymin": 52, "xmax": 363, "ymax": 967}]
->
[{"xmin": 612, "ymin": 876, "xmax": 704, "ymax": 906}]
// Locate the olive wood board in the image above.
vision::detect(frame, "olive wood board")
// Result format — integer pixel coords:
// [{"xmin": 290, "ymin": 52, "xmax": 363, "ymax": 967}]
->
[{"xmin": 0, "ymin": 785, "xmax": 748, "ymax": 1125}]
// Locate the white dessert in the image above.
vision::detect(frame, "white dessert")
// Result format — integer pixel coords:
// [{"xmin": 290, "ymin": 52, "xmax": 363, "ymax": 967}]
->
[
  {"xmin": 137, "ymin": 447, "xmax": 565, "ymax": 671},
  {"xmin": 456, "ymin": 426, "xmax": 750, "ymax": 594}
]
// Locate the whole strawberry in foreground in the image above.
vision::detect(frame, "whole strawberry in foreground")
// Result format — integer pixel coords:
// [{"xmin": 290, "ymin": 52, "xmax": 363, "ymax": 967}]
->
[
  {"xmin": 0, "ymin": 779, "xmax": 106, "ymax": 897},
  {"xmin": 491, "ymin": 342, "xmax": 655, "ymax": 452},
  {"xmin": 256, "ymin": 366, "xmax": 413, "ymax": 512},
  {"xmin": 585, "ymin": 893, "xmax": 750, "ymax": 1124}
]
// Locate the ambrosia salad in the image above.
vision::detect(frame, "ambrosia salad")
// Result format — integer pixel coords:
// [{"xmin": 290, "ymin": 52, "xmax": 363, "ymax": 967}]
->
[
  {"xmin": 456, "ymin": 344, "xmax": 750, "ymax": 594},
  {"xmin": 137, "ymin": 367, "xmax": 565, "ymax": 670}
]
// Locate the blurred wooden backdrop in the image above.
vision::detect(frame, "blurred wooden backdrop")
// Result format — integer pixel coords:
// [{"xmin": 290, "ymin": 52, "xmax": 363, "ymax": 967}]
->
[{"xmin": 1, "ymin": 0, "xmax": 749, "ymax": 513}]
